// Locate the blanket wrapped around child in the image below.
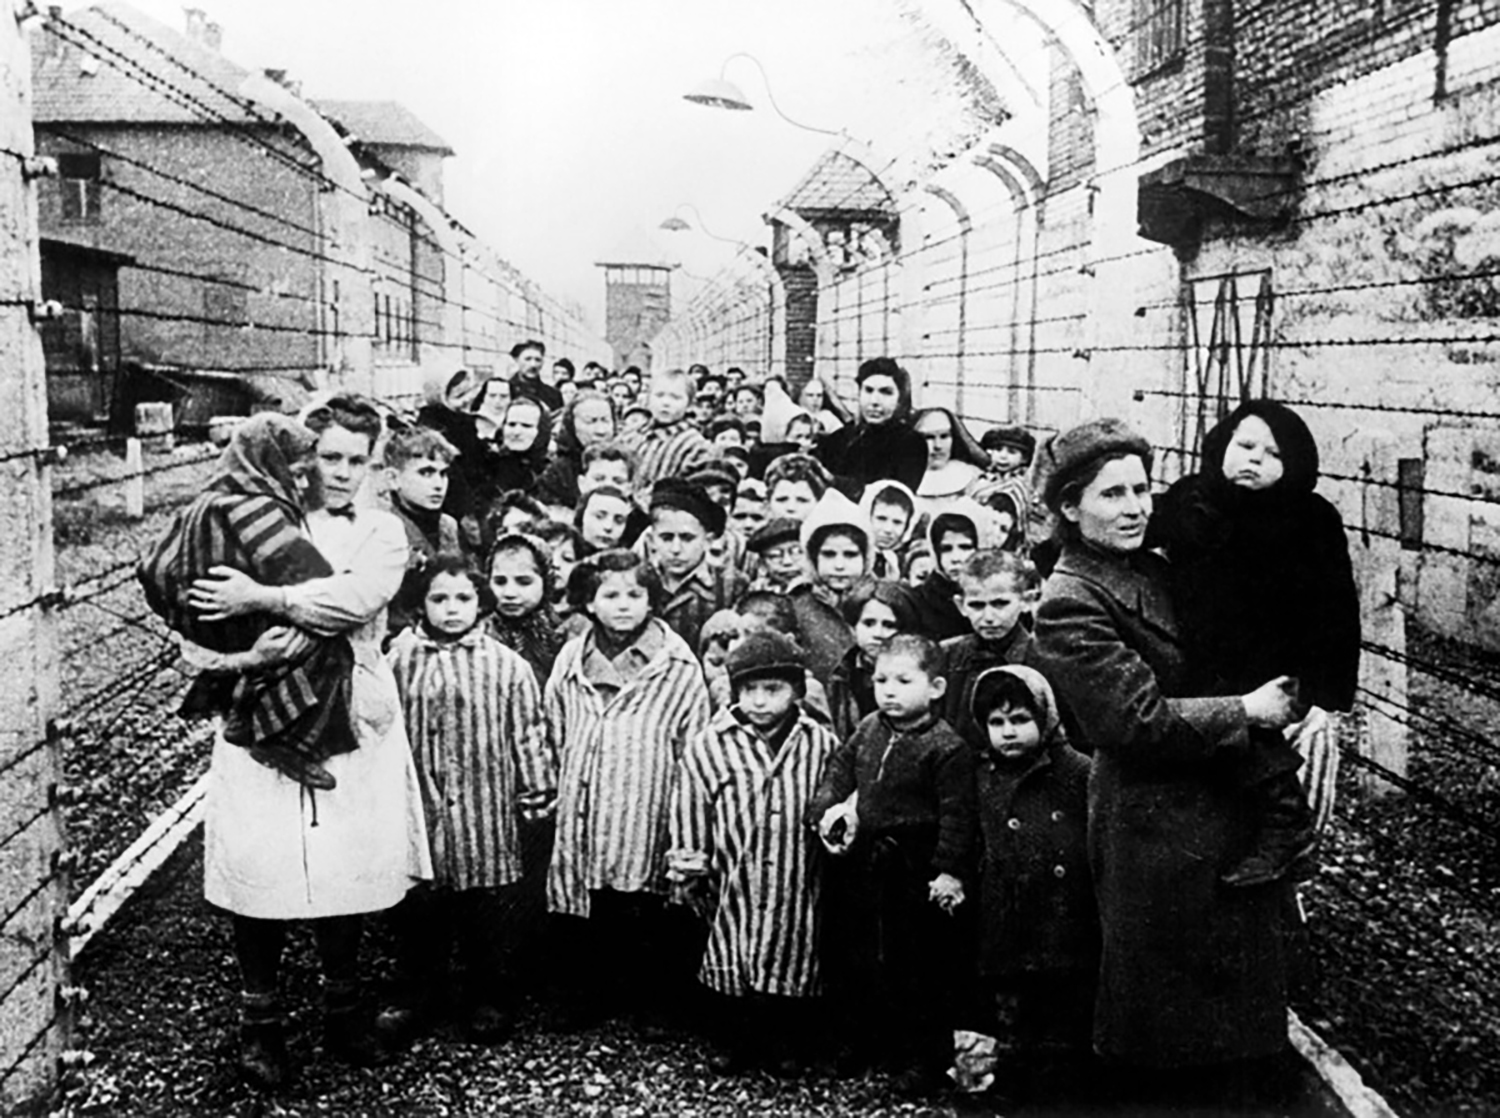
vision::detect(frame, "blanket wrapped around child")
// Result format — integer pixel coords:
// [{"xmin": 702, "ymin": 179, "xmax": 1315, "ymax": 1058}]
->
[{"xmin": 139, "ymin": 413, "xmax": 356, "ymax": 788}]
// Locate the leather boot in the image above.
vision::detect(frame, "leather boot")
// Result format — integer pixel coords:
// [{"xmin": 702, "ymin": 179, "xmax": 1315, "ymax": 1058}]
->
[{"xmin": 237, "ymin": 991, "xmax": 288, "ymax": 1090}]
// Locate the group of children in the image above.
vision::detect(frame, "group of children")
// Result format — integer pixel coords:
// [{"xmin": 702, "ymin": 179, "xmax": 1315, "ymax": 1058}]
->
[
  {"xmin": 361, "ymin": 364, "xmax": 1101, "ymax": 1100},
  {"xmin": 155, "ymin": 361, "xmax": 1353, "ymax": 1105}
]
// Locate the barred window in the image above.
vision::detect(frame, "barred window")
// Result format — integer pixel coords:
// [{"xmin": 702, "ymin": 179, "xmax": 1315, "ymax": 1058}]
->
[
  {"xmin": 57, "ymin": 153, "xmax": 102, "ymax": 222},
  {"xmin": 1135, "ymin": 0, "xmax": 1186, "ymax": 77}
]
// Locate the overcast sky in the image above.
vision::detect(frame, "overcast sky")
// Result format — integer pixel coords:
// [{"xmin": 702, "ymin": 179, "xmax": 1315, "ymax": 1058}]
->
[{"xmin": 116, "ymin": 0, "xmax": 934, "ymax": 335}]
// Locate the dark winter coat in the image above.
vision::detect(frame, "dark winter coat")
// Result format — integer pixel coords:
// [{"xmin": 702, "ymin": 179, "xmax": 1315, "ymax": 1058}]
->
[
  {"xmin": 1146, "ymin": 399, "xmax": 1360, "ymax": 712},
  {"xmin": 809, "ymin": 710, "xmax": 977, "ymax": 881},
  {"xmin": 1033, "ymin": 540, "xmax": 1291, "ymax": 1068},
  {"xmin": 826, "ymin": 644, "xmax": 877, "ymax": 743},
  {"xmin": 908, "ymin": 570, "xmax": 969, "ymax": 640},
  {"xmin": 788, "ymin": 581, "xmax": 856, "ymax": 688},
  {"xmin": 940, "ymin": 625, "xmax": 1035, "ymax": 751},
  {"xmin": 817, "ymin": 420, "xmax": 928, "ymax": 501},
  {"xmin": 976, "ymin": 741, "xmax": 1096, "ymax": 979}
]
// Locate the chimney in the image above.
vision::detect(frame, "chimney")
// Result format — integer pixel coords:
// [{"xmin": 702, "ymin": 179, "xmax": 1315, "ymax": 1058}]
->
[
  {"xmin": 184, "ymin": 7, "xmax": 206, "ymax": 40},
  {"xmin": 203, "ymin": 21, "xmax": 222, "ymax": 51}
]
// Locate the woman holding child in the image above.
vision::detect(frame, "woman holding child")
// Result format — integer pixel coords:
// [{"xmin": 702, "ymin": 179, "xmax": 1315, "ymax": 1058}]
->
[
  {"xmin": 1031, "ymin": 418, "xmax": 1305, "ymax": 1108},
  {"xmin": 185, "ymin": 395, "xmax": 432, "ymax": 1089}
]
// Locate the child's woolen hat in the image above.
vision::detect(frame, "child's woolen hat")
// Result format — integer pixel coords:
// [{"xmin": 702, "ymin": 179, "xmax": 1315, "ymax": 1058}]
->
[
  {"xmin": 650, "ymin": 477, "xmax": 727, "ymax": 536},
  {"xmin": 726, "ymin": 630, "xmax": 807, "ymax": 691},
  {"xmin": 981, "ymin": 425, "xmax": 1037, "ymax": 461},
  {"xmin": 1039, "ymin": 419, "xmax": 1153, "ymax": 512}
]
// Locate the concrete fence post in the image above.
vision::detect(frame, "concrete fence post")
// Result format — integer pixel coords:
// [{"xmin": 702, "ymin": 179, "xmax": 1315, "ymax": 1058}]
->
[{"xmin": 0, "ymin": 4, "xmax": 69, "ymax": 1109}]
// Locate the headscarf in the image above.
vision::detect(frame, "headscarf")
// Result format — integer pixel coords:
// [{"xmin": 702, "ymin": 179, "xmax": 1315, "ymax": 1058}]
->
[
  {"xmin": 209, "ymin": 413, "xmax": 315, "ymax": 514},
  {"xmin": 1199, "ymin": 399, "xmax": 1320, "ymax": 494},
  {"xmin": 554, "ymin": 390, "xmax": 616, "ymax": 461},
  {"xmin": 970, "ymin": 664, "xmax": 1062, "ymax": 745},
  {"xmin": 497, "ymin": 397, "xmax": 554, "ymax": 469},
  {"xmin": 913, "ymin": 407, "xmax": 989, "ymax": 469},
  {"xmin": 485, "ymin": 530, "xmax": 563, "ymax": 683}
]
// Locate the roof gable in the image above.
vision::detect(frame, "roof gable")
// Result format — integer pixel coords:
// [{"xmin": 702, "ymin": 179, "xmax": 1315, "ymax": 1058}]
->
[
  {"xmin": 778, "ymin": 147, "xmax": 897, "ymax": 218},
  {"xmin": 314, "ymin": 100, "xmax": 455, "ymax": 156},
  {"xmin": 32, "ymin": 2, "xmax": 260, "ymax": 125}
]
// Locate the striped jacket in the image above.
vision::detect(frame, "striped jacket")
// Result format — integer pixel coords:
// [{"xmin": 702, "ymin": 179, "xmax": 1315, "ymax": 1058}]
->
[
  {"xmin": 545, "ymin": 620, "xmax": 711, "ymax": 918},
  {"xmin": 669, "ymin": 706, "xmax": 838, "ymax": 998},
  {"xmin": 387, "ymin": 625, "xmax": 553, "ymax": 890},
  {"xmin": 624, "ymin": 418, "xmax": 714, "ymax": 498}
]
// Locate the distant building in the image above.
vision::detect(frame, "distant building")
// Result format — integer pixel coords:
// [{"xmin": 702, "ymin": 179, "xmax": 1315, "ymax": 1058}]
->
[{"xmin": 38, "ymin": 237, "xmax": 130, "ymax": 426}]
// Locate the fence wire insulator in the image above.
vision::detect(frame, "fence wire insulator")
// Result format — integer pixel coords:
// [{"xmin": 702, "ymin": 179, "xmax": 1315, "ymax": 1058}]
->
[
  {"xmin": 20, "ymin": 155, "xmax": 56, "ymax": 181},
  {"xmin": 49, "ymin": 785, "xmax": 85, "ymax": 809},
  {"xmin": 54, "ymin": 914, "xmax": 82, "ymax": 940},
  {"xmin": 50, "ymin": 850, "xmax": 78, "ymax": 877},
  {"xmin": 25, "ymin": 299, "xmax": 63, "ymax": 324},
  {"xmin": 57, "ymin": 1050, "xmax": 94, "ymax": 1069}
]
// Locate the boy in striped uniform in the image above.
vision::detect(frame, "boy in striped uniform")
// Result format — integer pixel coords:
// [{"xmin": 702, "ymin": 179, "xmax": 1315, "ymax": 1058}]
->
[
  {"xmin": 624, "ymin": 367, "xmax": 714, "ymax": 502},
  {"xmin": 668, "ymin": 631, "xmax": 839, "ymax": 1075}
]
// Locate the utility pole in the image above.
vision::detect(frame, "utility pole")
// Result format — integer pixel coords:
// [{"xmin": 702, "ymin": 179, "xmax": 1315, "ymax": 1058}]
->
[{"xmin": 0, "ymin": 2, "xmax": 69, "ymax": 1109}]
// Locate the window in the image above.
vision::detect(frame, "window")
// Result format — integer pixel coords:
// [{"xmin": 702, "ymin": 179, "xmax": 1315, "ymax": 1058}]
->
[
  {"xmin": 1134, "ymin": 0, "xmax": 1186, "ymax": 77},
  {"xmin": 57, "ymin": 152, "xmax": 102, "ymax": 222}
]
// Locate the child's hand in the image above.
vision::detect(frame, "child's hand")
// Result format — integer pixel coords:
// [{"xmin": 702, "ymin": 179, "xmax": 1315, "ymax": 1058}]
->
[
  {"xmin": 517, "ymin": 790, "xmax": 555, "ymax": 823},
  {"xmin": 929, "ymin": 872, "xmax": 965, "ymax": 914},
  {"xmin": 817, "ymin": 801, "xmax": 858, "ymax": 856}
]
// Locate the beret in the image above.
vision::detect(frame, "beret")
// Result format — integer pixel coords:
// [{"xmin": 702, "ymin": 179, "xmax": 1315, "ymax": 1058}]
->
[{"xmin": 650, "ymin": 477, "xmax": 727, "ymax": 536}]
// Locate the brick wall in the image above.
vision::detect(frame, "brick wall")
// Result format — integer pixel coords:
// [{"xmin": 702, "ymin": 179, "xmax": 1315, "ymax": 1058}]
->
[{"xmin": 35, "ymin": 125, "xmax": 321, "ymax": 376}]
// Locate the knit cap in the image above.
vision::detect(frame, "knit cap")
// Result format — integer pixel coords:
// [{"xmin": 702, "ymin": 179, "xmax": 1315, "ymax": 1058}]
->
[
  {"xmin": 1038, "ymin": 419, "xmax": 1153, "ymax": 512},
  {"xmin": 650, "ymin": 476, "xmax": 727, "ymax": 536},
  {"xmin": 686, "ymin": 459, "xmax": 741, "ymax": 494},
  {"xmin": 725, "ymin": 629, "xmax": 806, "ymax": 689},
  {"xmin": 747, "ymin": 517, "xmax": 801, "ymax": 554}
]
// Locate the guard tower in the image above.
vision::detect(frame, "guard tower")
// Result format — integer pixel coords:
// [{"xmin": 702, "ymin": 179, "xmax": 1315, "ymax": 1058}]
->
[{"xmin": 596, "ymin": 259, "xmax": 674, "ymax": 372}]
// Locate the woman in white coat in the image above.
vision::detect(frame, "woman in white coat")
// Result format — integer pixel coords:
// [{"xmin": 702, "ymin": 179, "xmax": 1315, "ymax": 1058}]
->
[{"xmin": 185, "ymin": 395, "xmax": 432, "ymax": 1088}]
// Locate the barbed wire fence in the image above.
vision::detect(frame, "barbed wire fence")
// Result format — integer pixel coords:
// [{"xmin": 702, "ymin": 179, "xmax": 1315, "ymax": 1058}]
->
[
  {"xmin": 660, "ymin": 7, "xmax": 1500, "ymax": 1111},
  {"xmin": 0, "ymin": 4, "xmax": 617, "ymax": 1108}
]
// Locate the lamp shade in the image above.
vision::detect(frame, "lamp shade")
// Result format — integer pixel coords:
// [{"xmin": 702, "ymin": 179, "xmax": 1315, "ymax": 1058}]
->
[
  {"xmin": 659, "ymin": 216, "xmax": 692, "ymax": 231},
  {"xmin": 683, "ymin": 77, "xmax": 753, "ymax": 111}
]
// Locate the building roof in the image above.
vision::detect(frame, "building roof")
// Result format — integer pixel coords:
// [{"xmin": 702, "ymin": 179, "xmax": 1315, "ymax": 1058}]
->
[
  {"xmin": 314, "ymin": 100, "xmax": 455, "ymax": 156},
  {"xmin": 32, "ymin": 2, "xmax": 263, "ymax": 125},
  {"xmin": 777, "ymin": 147, "xmax": 897, "ymax": 218}
]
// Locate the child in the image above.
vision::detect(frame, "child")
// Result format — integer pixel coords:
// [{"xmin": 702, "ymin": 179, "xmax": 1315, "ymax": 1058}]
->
[
  {"xmin": 668, "ymin": 631, "xmax": 840, "ymax": 1074},
  {"xmin": 941, "ymin": 550, "xmax": 1040, "ymax": 749},
  {"xmin": 829, "ymin": 577, "xmax": 919, "ymax": 741},
  {"xmin": 697, "ymin": 609, "xmax": 741, "ymax": 696},
  {"xmin": 382, "ymin": 554, "xmax": 553, "ymax": 1043},
  {"xmin": 969, "ymin": 665, "xmax": 1096, "ymax": 1093},
  {"xmin": 810, "ymin": 634, "xmax": 976, "ymax": 1096},
  {"xmin": 859, "ymin": 480, "xmax": 918, "ymax": 580},
  {"xmin": 785, "ymin": 412, "xmax": 819, "ymax": 456},
  {"xmin": 644, "ymin": 478, "xmax": 747, "ymax": 652},
  {"xmin": 576, "ymin": 484, "xmax": 635, "ymax": 553},
  {"xmin": 487, "ymin": 531, "xmax": 564, "ymax": 687},
  {"xmin": 687, "ymin": 460, "xmax": 748, "ymax": 572},
  {"xmin": 707, "ymin": 414, "xmax": 749, "ymax": 452},
  {"xmin": 545, "ymin": 549, "xmax": 712, "ymax": 1026},
  {"xmin": 972, "ymin": 426, "xmax": 1038, "ymax": 546},
  {"xmin": 911, "ymin": 499, "xmax": 991, "ymax": 640},
  {"xmin": 1149, "ymin": 399, "xmax": 1360, "ymax": 886},
  {"xmin": 745, "ymin": 517, "xmax": 806, "ymax": 594},
  {"xmin": 787, "ymin": 490, "xmax": 873, "ymax": 685},
  {"xmin": 765, "ymin": 453, "xmax": 832, "ymax": 522},
  {"xmin": 382, "ymin": 425, "xmax": 461, "ymax": 637},
  {"xmin": 624, "ymin": 367, "xmax": 715, "ymax": 500},
  {"xmin": 729, "ymin": 478, "xmax": 769, "ymax": 538},
  {"xmin": 535, "ymin": 520, "xmax": 584, "ymax": 624},
  {"xmin": 486, "ymin": 490, "xmax": 548, "ymax": 542},
  {"xmin": 138, "ymin": 412, "xmax": 353, "ymax": 791},
  {"xmin": 577, "ymin": 441, "xmax": 636, "ymax": 498},
  {"xmin": 701, "ymin": 591, "xmax": 832, "ymax": 722}
]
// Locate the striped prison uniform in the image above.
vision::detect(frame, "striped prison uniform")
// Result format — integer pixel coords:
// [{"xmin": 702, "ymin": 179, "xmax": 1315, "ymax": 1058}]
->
[
  {"xmin": 624, "ymin": 418, "xmax": 714, "ymax": 501},
  {"xmin": 545, "ymin": 620, "xmax": 711, "ymax": 919},
  {"xmin": 386, "ymin": 624, "xmax": 553, "ymax": 889},
  {"xmin": 668, "ymin": 706, "xmax": 838, "ymax": 998},
  {"xmin": 138, "ymin": 490, "xmax": 357, "ymax": 768}
]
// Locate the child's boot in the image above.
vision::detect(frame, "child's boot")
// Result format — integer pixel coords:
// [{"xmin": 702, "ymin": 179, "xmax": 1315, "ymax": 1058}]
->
[
  {"xmin": 237, "ymin": 990, "xmax": 288, "ymax": 1091},
  {"xmin": 323, "ymin": 980, "xmax": 390, "ymax": 1067},
  {"xmin": 1222, "ymin": 771, "xmax": 1317, "ymax": 887}
]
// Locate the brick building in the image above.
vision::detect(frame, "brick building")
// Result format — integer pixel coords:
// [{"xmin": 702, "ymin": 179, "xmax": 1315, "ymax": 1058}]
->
[{"xmin": 660, "ymin": 0, "xmax": 1500, "ymax": 648}]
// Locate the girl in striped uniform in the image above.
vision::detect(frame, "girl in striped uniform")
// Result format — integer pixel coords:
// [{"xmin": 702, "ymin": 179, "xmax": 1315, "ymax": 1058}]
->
[
  {"xmin": 668, "ymin": 630, "xmax": 839, "ymax": 1075},
  {"xmin": 381, "ymin": 554, "xmax": 554, "ymax": 1044},
  {"xmin": 544, "ymin": 548, "xmax": 712, "ymax": 1028}
]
